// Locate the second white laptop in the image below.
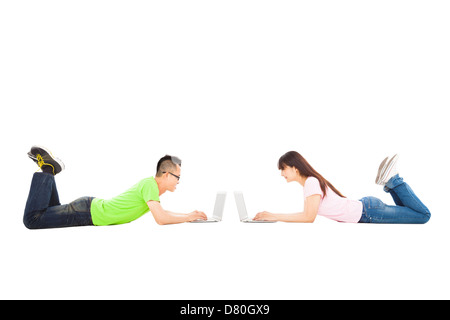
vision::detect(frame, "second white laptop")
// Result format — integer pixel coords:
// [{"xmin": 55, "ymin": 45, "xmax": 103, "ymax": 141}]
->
[{"xmin": 234, "ymin": 191, "xmax": 276, "ymax": 223}]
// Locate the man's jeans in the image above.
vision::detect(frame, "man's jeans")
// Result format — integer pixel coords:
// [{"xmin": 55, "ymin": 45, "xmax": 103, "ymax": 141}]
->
[
  {"xmin": 24, "ymin": 173, "xmax": 94, "ymax": 229},
  {"xmin": 359, "ymin": 175, "xmax": 431, "ymax": 224}
]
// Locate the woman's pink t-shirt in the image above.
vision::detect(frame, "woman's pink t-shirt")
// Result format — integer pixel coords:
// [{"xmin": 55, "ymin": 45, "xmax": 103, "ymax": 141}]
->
[{"xmin": 304, "ymin": 177, "xmax": 362, "ymax": 223}]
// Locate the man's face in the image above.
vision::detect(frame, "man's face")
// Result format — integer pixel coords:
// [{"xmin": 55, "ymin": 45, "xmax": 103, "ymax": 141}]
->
[{"xmin": 167, "ymin": 165, "xmax": 181, "ymax": 192}]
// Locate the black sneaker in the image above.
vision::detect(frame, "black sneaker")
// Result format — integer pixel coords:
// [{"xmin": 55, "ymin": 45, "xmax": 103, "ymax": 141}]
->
[{"xmin": 28, "ymin": 145, "xmax": 65, "ymax": 175}]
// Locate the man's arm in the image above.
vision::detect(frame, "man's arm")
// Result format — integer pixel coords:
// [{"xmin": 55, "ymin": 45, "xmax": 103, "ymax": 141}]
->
[{"xmin": 147, "ymin": 201, "xmax": 207, "ymax": 225}]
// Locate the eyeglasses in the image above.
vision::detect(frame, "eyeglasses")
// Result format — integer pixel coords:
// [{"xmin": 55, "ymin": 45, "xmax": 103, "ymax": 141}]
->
[{"xmin": 163, "ymin": 171, "xmax": 180, "ymax": 181}]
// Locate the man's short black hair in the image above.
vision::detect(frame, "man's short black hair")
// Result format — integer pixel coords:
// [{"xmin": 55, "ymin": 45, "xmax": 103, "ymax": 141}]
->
[{"xmin": 156, "ymin": 155, "xmax": 182, "ymax": 177}]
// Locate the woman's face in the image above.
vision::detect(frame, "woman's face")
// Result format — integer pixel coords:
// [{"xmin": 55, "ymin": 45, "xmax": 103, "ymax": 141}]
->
[{"xmin": 280, "ymin": 166, "xmax": 298, "ymax": 182}]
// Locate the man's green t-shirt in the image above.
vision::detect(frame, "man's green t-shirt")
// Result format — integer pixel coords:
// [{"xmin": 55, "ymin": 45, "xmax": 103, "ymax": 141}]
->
[{"xmin": 90, "ymin": 177, "xmax": 160, "ymax": 226}]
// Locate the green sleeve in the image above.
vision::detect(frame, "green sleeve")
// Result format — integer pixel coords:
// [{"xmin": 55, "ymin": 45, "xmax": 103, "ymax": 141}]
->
[{"xmin": 140, "ymin": 178, "xmax": 160, "ymax": 203}]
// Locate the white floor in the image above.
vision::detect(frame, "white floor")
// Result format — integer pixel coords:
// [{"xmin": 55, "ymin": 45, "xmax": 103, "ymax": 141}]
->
[{"xmin": 2, "ymin": 214, "xmax": 449, "ymax": 299}]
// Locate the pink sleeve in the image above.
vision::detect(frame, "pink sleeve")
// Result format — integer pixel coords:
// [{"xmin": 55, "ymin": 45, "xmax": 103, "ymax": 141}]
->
[{"xmin": 304, "ymin": 177, "xmax": 323, "ymax": 199}]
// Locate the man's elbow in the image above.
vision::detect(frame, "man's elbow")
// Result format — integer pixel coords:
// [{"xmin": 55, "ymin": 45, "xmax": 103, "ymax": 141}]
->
[{"xmin": 154, "ymin": 217, "xmax": 169, "ymax": 225}]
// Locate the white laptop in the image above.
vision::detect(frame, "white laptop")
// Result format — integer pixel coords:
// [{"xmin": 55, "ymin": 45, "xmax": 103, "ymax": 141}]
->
[
  {"xmin": 190, "ymin": 191, "xmax": 227, "ymax": 223},
  {"xmin": 234, "ymin": 191, "xmax": 276, "ymax": 223}
]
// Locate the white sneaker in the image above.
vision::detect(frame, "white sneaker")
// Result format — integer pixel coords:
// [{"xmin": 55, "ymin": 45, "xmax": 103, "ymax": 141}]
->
[
  {"xmin": 376, "ymin": 154, "xmax": 399, "ymax": 185},
  {"xmin": 375, "ymin": 156, "xmax": 388, "ymax": 184}
]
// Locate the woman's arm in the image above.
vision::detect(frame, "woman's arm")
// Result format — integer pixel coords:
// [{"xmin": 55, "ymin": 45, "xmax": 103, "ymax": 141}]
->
[
  {"xmin": 147, "ymin": 201, "xmax": 207, "ymax": 225},
  {"xmin": 253, "ymin": 194, "xmax": 321, "ymax": 223}
]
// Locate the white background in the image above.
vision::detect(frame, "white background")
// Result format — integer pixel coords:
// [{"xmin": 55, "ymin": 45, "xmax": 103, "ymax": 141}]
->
[{"xmin": 1, "ymin": 1, "xmax": 449, "ymax": 299}]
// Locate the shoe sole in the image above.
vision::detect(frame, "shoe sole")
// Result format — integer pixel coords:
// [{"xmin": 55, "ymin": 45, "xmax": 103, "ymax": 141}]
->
[
  {"xmin": 379, "ymin": 154, "xmax": 398, "ymax": 185},
  {"xmin": 29, "ymin": 145, "xmax": 65, "ymax": 174},
  {"xmin": 375, "ymin": 157, "xmax": 388, "ymax": 184}
]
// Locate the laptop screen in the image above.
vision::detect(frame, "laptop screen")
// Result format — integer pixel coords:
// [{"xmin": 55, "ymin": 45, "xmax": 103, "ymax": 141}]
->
[
  {"xmin": 212, "ymin": 192, "xmax": 227, "ymax": 220},
  {"xmin": 234, "ymin": 191, "xmax": 248, "ymax": 220}
]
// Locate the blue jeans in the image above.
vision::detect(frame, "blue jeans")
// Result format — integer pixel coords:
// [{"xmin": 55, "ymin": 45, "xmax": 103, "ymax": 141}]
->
[
  {"xmin": 23, "ymin": 173, "xmax": 95, "ymax": 229},
  {"xmin": 359, "ymin": 174, "xmax": 430, "ymax": 224}
]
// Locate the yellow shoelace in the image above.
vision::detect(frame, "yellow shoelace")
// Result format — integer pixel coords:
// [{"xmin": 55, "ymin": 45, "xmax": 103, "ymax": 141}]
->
[{"xmin": 36, "ymin": 154, "xmax": 55, "ymax": 175}]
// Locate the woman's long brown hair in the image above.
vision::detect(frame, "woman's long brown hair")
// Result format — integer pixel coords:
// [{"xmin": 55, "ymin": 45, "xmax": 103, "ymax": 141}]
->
[{"xmin": 278, "ymin": 151, "xmax": 345, "ymax": 198}]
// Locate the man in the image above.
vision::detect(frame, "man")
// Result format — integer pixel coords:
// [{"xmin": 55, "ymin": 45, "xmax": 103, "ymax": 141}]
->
[{"xmin": 24, "ymin": 145, "xmax": 207, "ymax": 229}]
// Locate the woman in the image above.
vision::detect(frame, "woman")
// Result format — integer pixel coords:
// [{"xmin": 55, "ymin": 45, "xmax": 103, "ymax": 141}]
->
[{"xmin": 253, "ymin": 151, "xmax": 430, "ymax": 224}]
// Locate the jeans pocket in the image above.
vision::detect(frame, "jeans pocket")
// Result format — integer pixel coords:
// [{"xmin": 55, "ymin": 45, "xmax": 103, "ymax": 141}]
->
[
  {"xmin": 69, "ymin": 196, "xmax": 92, "ymax": 213},
  {"xmin": 366, "ymin": 196, "xmax": 385, "ymax": 209},
  {"xmin": 361, "ymin": 196, "xmax": 385, "ymax": 210},
  {"xmin": 359, "ymin": 197, "xmax": 387, "ymax": 223}
]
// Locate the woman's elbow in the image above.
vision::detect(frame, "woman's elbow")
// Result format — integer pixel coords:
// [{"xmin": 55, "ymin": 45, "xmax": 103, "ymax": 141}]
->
[
  {"xmin": 303, "ymin": 212, "xmax": 317, "ymax": 223},
  {"xmin": 296, "ymin": 215, "xmax": 315, "ymax": 223}
]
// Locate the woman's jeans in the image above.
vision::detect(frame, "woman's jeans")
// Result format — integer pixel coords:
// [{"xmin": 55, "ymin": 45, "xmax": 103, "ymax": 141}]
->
[
  {"xmin": 359, "ymin": 174, "xmax": 430, "ymax": 224},
  {"xmin": 24, "ymin": 172, "xmax": 94, "ymax": 229}
]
